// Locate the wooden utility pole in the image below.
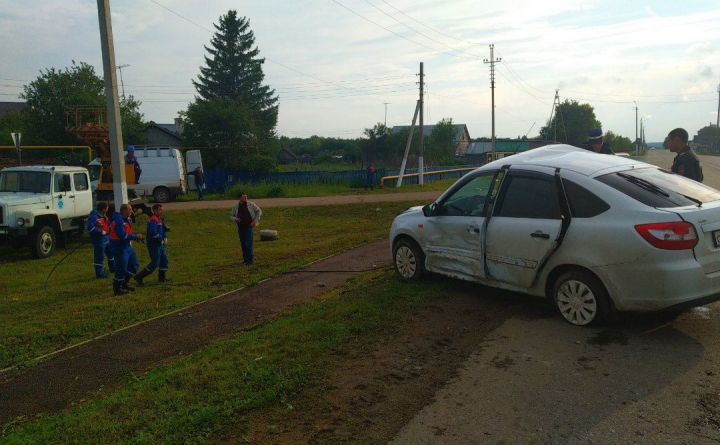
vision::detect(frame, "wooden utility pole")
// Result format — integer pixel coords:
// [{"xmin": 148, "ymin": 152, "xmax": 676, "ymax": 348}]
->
[
  {"xmin": 383, "ymin": 102, "xmax": 390, "ymax": 127},
  {"xmin": 97, "ymin": 0, "xmax": 127, "ymax": 205},
  {"xmin": 716, "ymin": 82, "xmax": 719, "ymax": 127},
  {"xmin": 483, "ymin": 45, "xmax": 501, "ymax": 152},
  {"xmin": 418, "ymin": 62, "xmax": 425, "ymax": 186}
]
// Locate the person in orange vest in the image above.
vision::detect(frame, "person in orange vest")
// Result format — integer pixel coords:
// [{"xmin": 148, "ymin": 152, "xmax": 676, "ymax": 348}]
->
[
  {"xmin": 86, "ymin": 201, "xmax": 114, "ymax": 278},
  {"xmin": 134, "ymin": 204, "xmax": 169, "ymax": 285},
  {"xmin": 109, "ymin": 204, "xmax": 144, "ymax": 296}
]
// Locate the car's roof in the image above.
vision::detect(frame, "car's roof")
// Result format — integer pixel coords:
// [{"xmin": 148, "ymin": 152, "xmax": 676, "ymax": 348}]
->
[
  {"xmin": 1, "ymin": 165, "xmax": 87, "ymax": 172},
  {"xmin": 481, "ymin": 144, "xmax": 650, "ymax": 177}
]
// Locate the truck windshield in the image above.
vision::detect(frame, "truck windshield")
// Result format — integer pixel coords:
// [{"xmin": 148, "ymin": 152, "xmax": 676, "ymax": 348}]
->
[{"xmin": 0, "ymin": 171, "xmax": 52, "ymax": 193}]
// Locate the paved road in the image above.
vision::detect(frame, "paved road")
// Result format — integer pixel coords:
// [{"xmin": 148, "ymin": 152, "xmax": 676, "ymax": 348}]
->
[
  {"xmin": 164, "ymin": 191, "xmax": 441, "ymax": 211},
  {"xmin": 391, "ymin": 149, "xmax": 720, "ymax": 444}
]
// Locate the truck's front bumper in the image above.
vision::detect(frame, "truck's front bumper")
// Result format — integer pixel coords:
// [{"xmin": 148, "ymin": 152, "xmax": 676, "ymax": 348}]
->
[{"xmin": 0, "ymin": 226, "xmax": 28, "ymax": 238}]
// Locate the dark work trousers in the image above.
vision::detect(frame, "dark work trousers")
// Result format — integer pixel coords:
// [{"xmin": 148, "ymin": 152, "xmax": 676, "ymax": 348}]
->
[
  {"xmin": 92, "ymin": 238, "xmax": 115, "ymax": 277},
  {"xmin": 112, "ymin": 243, "xmax": 139, "ymax": 285},
  {"xmin": 143, "ymin": 242, "xmax": 168, "ymax": 274},
  {"xmin": 238, "ymin": 226, "xmax": 254, "ymax": 265}
]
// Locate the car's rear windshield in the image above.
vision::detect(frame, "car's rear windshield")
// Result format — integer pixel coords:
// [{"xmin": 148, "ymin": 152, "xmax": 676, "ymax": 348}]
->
[{"xmin": 596, "ymin": 167, "xmax": 720, "ymax": 208}]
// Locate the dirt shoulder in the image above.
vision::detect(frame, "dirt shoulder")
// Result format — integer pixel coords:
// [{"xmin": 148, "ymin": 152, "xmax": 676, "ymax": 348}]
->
[
  {"xmin": 0, "ymin": 240, "xmax": 390, "ymax": 425},
  {"xmin": 164, "ymin": 191, "xmax": 440, "ymax": 211}
]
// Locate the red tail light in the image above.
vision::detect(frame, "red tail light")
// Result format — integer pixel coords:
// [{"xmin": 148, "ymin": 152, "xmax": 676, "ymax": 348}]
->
[{"xmin": 634, "ymin": 222, "xmax": 698, "ymax": 250}]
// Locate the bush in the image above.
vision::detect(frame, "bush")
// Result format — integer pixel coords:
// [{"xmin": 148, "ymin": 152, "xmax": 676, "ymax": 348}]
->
[{"xmin": 266, "ymin": 186, "xmax": 285, "ymax": 198}]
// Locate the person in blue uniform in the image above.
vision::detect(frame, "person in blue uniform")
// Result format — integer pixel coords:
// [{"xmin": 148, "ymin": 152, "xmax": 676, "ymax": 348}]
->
[
  {"xmin": 134, "ymin": 204, "xmax": 170, "ymax": 285},
  {"xmin": 109, "ymin": 204, "xmax": 144, "ymax": 296},
  {"xmin": 86, "ymin": 201, "xmax": 114, "ymax": 278},
  {"xmin": 125, "ymin": 145, "xmax": 143, "ymax": 184}
]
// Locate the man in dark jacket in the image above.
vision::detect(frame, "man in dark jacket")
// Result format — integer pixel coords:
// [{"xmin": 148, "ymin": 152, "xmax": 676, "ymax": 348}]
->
[
  {"xmin": 667, "ymin": 128, "xmax": 703, "ymax": 182},
  {"xmin": 86, "ymin": 201, "xmax": 114, "ymax": 278},
  {"xmin": 585, "ymin": 129, "xmax": 613, "ymax": 154},
  {"xmin": 230, "ymin": 192, "xmax": 262, "ymax": 265}
]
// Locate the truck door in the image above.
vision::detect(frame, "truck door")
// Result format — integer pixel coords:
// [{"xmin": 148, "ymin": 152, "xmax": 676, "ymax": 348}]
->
[
  {"xmin": 72, "ymin": 172, "xmax": 93, "ymax": 216},
  {"xmin": 185, "ymin": 150, "xmax": 203, "ymax": 190},
  {"xmin": 52, "ymin": 172, "xmax": 76, "ymax": 219}
]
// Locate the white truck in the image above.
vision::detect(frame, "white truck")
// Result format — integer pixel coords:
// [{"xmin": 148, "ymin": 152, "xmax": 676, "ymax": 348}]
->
[{"xmin": 0, "ymin": 165, "xmax": 93, "ymax": 258}]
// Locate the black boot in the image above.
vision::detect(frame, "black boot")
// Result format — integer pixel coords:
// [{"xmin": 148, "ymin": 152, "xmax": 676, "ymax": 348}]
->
[
  {"xmin": 159, "ymin": 270, "xmax": 167, "ymax": 283},
  {"xmin": 113, "ymin": 280, "xmax": 129, "ymax": 296},
  {"xmin": 122, "ymin": 279, "xmax": 135, "ymax": 292},
  {"xmin": 134, "ymin": 269, "xmax": 151, "ymax": 287}
]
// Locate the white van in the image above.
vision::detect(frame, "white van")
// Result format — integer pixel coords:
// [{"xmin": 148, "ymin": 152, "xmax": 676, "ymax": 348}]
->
[{"xmin": 88, "ymin": 147, "xmax": 203, "ymax": 203}]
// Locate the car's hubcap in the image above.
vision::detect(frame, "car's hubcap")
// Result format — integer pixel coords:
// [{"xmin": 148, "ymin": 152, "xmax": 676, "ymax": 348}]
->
[
  {"xmin": 40, "ymin": 232, "xmax": 53, "ymax": 254},
  {"xmin": 395, "ymin": 246, "xmax": 416, "ymax": 278},
  {"xmin": 556, "ymin": 280, "xmax": 597, "ymax": 326}
]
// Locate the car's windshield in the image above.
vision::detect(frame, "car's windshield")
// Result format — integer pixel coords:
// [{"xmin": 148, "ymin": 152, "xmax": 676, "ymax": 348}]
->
[
  {"xmin": 0, "ymin": 171, "xmax": 52, "ymax": 193},
  {"xmin": 596, "ymin": 167, "xmax": 720, "ymax": 208}
]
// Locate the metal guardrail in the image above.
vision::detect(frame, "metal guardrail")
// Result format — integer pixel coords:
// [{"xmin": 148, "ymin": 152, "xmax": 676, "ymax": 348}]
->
[{"xmin": 380, "ymin": 167, "xmax": 477, "ymax": 188}]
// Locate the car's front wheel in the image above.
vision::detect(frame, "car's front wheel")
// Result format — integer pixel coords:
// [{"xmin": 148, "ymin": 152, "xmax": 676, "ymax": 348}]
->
[
  {"xmin": 393, "ymin": 238, "xmax": 425, "ymax": 281},
  {"xmin": 31, "ymin": 225, "xmax": 56, "ymax": 259},
  {"xmin": 553, "ymin": 270, "xmax": 611, "ymax": 326}
]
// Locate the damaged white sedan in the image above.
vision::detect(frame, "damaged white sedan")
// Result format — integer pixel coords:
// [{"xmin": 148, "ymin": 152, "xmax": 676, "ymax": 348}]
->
[{"xmin": 390, "ymin": 145, "xmax": 720, "ymax": 326}]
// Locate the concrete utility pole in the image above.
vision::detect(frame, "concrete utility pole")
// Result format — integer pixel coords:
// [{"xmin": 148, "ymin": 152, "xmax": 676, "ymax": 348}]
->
[
  {"xmin": 418, "ymin": 62, "xmax": 425, "ymax": 186},
  {"xmin": 117, "ymin": 64, "xmax": 130, "ymax": 99},
  {"xmin": 483, "ymin": 44, "xmax": 501, "ymax": 152},
  {"xmin": 396, "ymin": 101, "xmax": 420, "ymax": 188},
  {"xmin": 97, "ymin": 0, "xmax": 128, "ymax": 205},
  {"xmin": 383, "ymin": 102, "xmax": 390, "ymax": 127},
  {"xmin": 634, "ymin": 101, "xmax": 639, "ymax": 156},
  {"xmin": 716, "ymin": 82, "xmax": 719, "ymax": 127}
]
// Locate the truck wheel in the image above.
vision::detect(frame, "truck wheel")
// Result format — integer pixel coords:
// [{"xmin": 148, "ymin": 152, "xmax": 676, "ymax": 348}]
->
[
  {"xmin": 153, "ymin": 187, "xmax": 171, "ymax": 203},
  {"xmin": 31, "ymin": 226, "xmax": 56, "ymax": 259}
]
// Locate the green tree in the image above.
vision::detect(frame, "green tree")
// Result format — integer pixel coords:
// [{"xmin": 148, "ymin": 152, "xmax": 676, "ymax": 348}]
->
[
  {"xmin": 539, "ymin": 100, "xmax": 601, "ymax": 147},
  {"xmin": 19, "ymin": 61, "xmax": 144, "ymax": 145},
  {"xmin": 604, "ymin": 131, "xmax": 633, "ymax": 153},
  {"xmin": 188, "ymin": 10, "xmax": 278, "ymax": 170},
  {"xmin": 426, "ymin": 118, "xmax": 456, "ymax": 165}
]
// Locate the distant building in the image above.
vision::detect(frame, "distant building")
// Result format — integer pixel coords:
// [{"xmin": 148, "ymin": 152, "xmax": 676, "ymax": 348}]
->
[
  {"xmin": 144, "ymin": 119, "xmax": 183, "ymax": 146},
  {"xmin": 0, "ymin": 102, "xmax": 27, "ymax": 120},
  {"xmin": 278, "ymin": 147, "xmax": 299, "ymax": 164},
  {"xmin": 462, "ymin": 139, "xmax": 554, "ymax": 159},
  {"xmin": 391, "ymin": 124, "xmax": 471, "ymax": 156}
]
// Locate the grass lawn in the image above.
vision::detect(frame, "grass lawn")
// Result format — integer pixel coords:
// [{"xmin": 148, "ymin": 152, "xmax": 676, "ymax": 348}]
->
[
  {"xmin": 0, "ymin": 201, "xmax": 425, "ymax": 370},
  {"xmin": 176, "ymin": 178, "xmax": 457, "ymax": 201},
  {"xmin": 1, "ymin": 270, "xmax": 446, "ymax": 444}
]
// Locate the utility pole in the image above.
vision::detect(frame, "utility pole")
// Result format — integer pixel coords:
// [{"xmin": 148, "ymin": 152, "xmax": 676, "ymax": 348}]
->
[
  {"xmin": 716, "ymin": 82, "xmax": 719, "ymax": 127},
  {"xmin": 383, "ymin": 102, "xmax": 390, "ymax": 128},
  {"xmin": 634, "ymin": 101, "xmax": 639, "ymax": 156},
  {"xmin": 483, "ymin": 44, "xmax": 501, "ymax": 152},
  {"xmin": 418, "ymin": 62, "xmax": 425, "ymax": 186},
  {"xmin": 97, "ymin": 0, "xmax": 128, "ymax": 205},
  {"xmin": 117, "ymin": 64, "xmax": 130, "ymax": 100}
]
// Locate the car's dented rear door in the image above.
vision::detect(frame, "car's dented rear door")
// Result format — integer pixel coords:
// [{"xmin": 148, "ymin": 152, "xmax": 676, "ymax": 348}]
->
[{"xmin": 485, "ymin": 168, "xmax": 563, "ymax": 287}]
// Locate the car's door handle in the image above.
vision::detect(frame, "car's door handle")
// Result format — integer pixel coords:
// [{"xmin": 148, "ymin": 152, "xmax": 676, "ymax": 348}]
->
[
  {"xmin": 530, "ymin": 231, "xmax": 550, "ymax": 239},
  {"xmin": 467, "ymin": 225, "xmax": 480, "ymax": 234}
]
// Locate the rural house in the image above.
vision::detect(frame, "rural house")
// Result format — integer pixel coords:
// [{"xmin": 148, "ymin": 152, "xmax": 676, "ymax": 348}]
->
[{"xmin": 391, "ymin": 124, "xmax": 471, "ymax": 156}]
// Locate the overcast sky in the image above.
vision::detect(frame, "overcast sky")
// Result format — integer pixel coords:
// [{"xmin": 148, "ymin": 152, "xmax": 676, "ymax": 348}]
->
[{"xmin": 1, "ymin": 0, "xmax": 719, "ymax": 141}]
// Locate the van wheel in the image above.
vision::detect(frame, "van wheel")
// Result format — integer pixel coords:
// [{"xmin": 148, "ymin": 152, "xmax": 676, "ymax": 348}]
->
[
  {"xmin": 31, "ymin": 226, "xmax": 56, "ymax": 259},
  {"xmin": 553, "ymin": 270, "xmax": 611, "ymax": 326},
  {"xmin": 153, "ymin": 187, "xmax": 171, "ymax": 203}
]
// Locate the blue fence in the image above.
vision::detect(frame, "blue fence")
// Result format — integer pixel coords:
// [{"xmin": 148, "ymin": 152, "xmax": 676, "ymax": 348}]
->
[{"xmin": 204, "ymin": 164, "xmax": 484, "ymax": 193}]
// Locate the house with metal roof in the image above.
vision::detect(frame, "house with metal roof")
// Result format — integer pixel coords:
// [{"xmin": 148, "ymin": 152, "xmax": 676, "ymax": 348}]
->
[
  {"xmin": 390, "ymin": 124, "xmax": 471, "ymax": 156},
  {"xmin": 144, "ymin": 120, "xmax": 183, "ymax": 146}
]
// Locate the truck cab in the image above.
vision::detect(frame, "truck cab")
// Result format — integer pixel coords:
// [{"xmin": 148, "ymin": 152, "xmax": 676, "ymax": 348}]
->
[{"xmin": 0, "ymin": 166, "xmax": 93, "ymax": 258}]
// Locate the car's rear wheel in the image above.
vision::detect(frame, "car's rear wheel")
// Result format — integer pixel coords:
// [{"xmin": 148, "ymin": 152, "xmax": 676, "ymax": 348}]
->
[
  {"xmin": 553, "ymin": 270, "xmax": 611, "ymax": 326},
  {"xmin": 393, "ymin": 238, "xmax": 424, "ymax": 281}
]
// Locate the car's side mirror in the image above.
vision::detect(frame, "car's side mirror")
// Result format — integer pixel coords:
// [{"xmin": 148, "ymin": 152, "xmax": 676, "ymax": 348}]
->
[{"xmin": 423, "ymin": 203, "xmax": 440, "ymax": 217}]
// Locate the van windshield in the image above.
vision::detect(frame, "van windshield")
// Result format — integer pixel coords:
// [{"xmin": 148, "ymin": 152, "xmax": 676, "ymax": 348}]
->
[
  {"xmin": 0, "ymin": 171, "xmax": 52, "ymax": 193},
  {"xmin": 596, "ymin": 167, "xmax": 720, "ymax": 208}
]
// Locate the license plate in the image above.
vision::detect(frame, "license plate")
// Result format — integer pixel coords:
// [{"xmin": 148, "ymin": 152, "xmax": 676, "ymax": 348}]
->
[{"xmin": 713, "ymin": 230, "xmax": 720, "ymax": 247}]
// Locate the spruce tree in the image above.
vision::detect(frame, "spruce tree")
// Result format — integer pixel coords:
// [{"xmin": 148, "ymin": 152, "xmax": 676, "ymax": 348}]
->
[{"xmin": 191, "ymin": 11, "xmax": 278, "ymax": 146}]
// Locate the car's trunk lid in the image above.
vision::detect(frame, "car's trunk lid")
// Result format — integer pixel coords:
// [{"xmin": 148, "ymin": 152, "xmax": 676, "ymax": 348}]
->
[{"xmin": 672, "ymin": 200, "xmax": 720, "ymax": 274}]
